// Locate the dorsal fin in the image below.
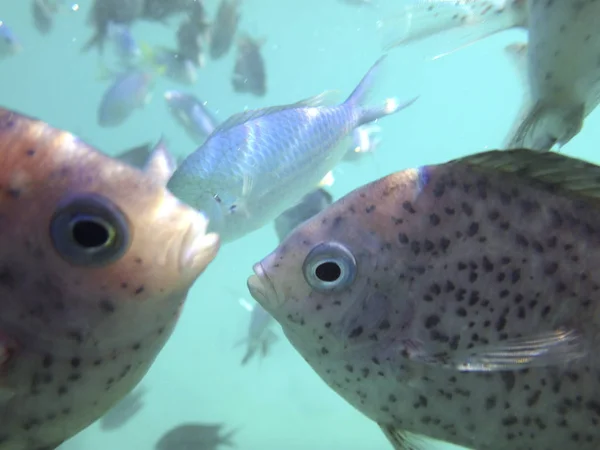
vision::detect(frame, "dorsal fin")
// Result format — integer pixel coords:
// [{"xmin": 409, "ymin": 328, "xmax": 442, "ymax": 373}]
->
[
  {"xmin": 211, "ymin": 90, "xmax": 339, "ymax": 135},
  {"xmin": 144, "ymin": 137, "xmax": 178, "ymax": 185},
  {"xmin": 455, "ymin": 149, "xmax": 600, "ymax": 201}
]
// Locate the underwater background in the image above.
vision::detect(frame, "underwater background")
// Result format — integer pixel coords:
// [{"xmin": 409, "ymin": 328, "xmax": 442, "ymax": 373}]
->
[{"xmin": 2, "ymin": 1, "xmax": 600, "ymax": 449}]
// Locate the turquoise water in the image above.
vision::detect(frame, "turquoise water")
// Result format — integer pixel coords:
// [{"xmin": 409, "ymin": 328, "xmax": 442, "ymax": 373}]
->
[{"xmin": 2, "ymin": 1, "xmax": 600, "ymax": 449}]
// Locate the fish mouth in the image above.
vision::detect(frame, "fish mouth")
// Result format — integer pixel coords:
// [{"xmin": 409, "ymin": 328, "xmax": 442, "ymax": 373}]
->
[
  {"xmin": 247, "ymin": 262, "xmax": 280, "ymax": 311},
  {"xmin": 178, "ymin": 210, "xmax": 220, "ymax": 274}
]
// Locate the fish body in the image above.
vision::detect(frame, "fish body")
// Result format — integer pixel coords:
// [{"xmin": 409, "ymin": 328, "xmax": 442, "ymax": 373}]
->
[
  {"xmin": 97, "ymin": 70, "xmax": 154, "ymax": 127},
  {"xmin": 505, "ymin": 0, "xmax": 600, "ymax": 151},
  {"xmin": 99, "ymin": 386, "xmax": 145, "ymax": 431},
  {"xmin": 378, "ymin": 0, "xmax": 527, "ymax": 52},
  {"xmin": 142, "ymin": 0, "xmax": 198, "ymax": 21},
  {"xmin": 152, "ymin": 48, "xmax": 198, "ymax": 85},
  {"xmin": 164, "ymin": 91, "xmax": 218, "ymax": 144},
  {"xmin": 248, "ymin": 148, "xmax": 600, "ymax": 450},
  {"xmin": 0, "ymin": 22, "xmax": 21, "ymax": 58},
  {"xmin": 155, "ymin": 423, "xmax": 235, "ymax": 450},
  {"xmin": 176, "ymin": 5, "xmax": 210, "ymax": 68},
  {"xmin": 0, "ymin": 107, "xmax": 220, "ymax": 449},
  {"xmin": 82, "ymin": 0, "xmax": 144, "ymax": 53},
  {"xmin": 106, "ymin": 22, "xmax": 141, "ymax": 66},
  {"xmin": 231, "ymin": 35, "xmax": 266, "ymax": 97},
  {"xmin": 274, "ymin": 188, "xmax": 334, "ymax": 242},
  {"xmin": 209, "ymin": 0, "xmax": 241, "ymax": 60},
  {"xmin": 167, "ymin": 55, "xmax": 417, "ymax": 243}
]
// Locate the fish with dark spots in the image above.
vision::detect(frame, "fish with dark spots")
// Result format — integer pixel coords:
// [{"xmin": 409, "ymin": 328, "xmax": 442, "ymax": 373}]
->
[
  {"xmin": 155, "ymin": 423, "xmax": 235, "ymax": 450},
  {"xmin": 248, "ymin": 148, "xmax": 600, "ymax": 449},
  {"xmin": 378, "ymin": 0, "xmax": 600, "ymax": 151},
  {"xmin": 503, "ymin": 0, "xmax": 600, "ymax": 151},
  {"xmin": 0, "ymin": 107, "xmax": 220, "ymax": 450}
]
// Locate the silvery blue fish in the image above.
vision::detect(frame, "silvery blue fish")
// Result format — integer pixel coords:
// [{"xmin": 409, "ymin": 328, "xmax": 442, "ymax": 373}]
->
[{"xmin": 167, "ymin": 55, "xmax": 418, "ymax": 243}]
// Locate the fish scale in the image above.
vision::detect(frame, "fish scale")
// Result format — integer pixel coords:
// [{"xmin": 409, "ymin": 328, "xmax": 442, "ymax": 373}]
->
[
  {"xmin": 0, "ymin": 107, "xmax": 219, "ymax": 449},
  {"xmin": 249, "ymin": 149, "xmax": 600, "ymax": 449}
]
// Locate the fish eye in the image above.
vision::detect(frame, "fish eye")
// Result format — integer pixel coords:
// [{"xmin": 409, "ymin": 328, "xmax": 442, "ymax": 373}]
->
[
  {"xmin": 302, "ymin": 242, "xmax": 356, "ymax": 292},
  {"xmin": 50, "ymin": 194, "xmax": 131, "ymax": 267}
]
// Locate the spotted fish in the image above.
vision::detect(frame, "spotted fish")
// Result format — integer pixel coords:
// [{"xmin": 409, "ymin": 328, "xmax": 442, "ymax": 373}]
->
[
  {"xmin": 504, "ymin": 0, "xmax": 600, "ymax": 151},
  {"xmin": 0, "ymin": 107, "xmax": 220, "ymax": 450},
  {"xmin": 248, "ymin": 148, "xmax": 600, "ymax": 450}
]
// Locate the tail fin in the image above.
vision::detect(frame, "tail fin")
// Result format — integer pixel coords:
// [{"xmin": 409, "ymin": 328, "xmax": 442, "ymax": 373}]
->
[
  {"xmin": 379, "ymin": 0, "xmax": 528, "ymax": 54},
  {"xmin": 344, "ymin": 55, "xmax": 419, "ymax": 126}
]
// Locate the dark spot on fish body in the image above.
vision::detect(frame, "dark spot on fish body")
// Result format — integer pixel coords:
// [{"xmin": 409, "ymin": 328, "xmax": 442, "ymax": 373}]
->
[
  {"xmin": 365, "ymin": 205, "xmax": 376, "ymax": 214},
  {"xmin": 134, "ymin": 285, "xmax": 144, "ymax": 295},
  {"xmin": 410, "ymin": 241, "xmax": 420, "ymax": 255},
  {"xmin": 402, "ymin": 201, "xmax": 416, "ymax": 214},
  {"xmin": 424, "ymin": 315, "xmax": 440, "ymax": 329},
  {"xmin": 461, "ymin": 202, "xmax": 473, "ymax": 216},
  {"xmin": 99, "ymin": 299, "xmax": 115, "ymax": 313},
  {"xmin": 501, "ymin": 372, "xmax": 515, "ymax": 392},
  {"xmin": 66, "ymin": 330, "xmax": 83, "ymax": 343},
  {"xmin": 0, "ymin": 267, "xmax": 16, "ymax": 290}
]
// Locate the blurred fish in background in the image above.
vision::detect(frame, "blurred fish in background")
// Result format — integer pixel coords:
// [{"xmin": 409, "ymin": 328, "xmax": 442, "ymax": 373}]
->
[
  {"xmin": 97, "ymin": 70, "xmax": 156, "ymax": 127},
  {"xmin": 209, "ymin": 0, "xmax": 242, "ymax": 60},
  {"xmin": 231, "ymin": 34, "xmax": 266, "ymax": 97},
  {"xmin": 176, "ymin": 0, "xmax": 210, "ymax": 68},
  {"xmin": 342, "ymin": 123, "xmax": 382, "ymax": 162},
  {"xmin": 82, "ymin": 0, "xmax": 145, "ymax": 53},
  {"xmin": 164, "ymin": 90, "xmax": 219, "ymax": 144},
  {"xmin": 106, "ymin": 21, "xmax": 142, "ymax": 67},
  {"xmin": 31, "ymin": 0, "xmax": 64, "ymax": 34},
  {"xmin": 149, "ymin": 47, "xmax": 199, "ymax": 85},
  {"xmin": 100, "ymin": 386, "xmax": 147, "ymax": 431},
  {"xmin": 0, "ymin": 21, "xmax": 22, "ymax": 58},
  {"xmin": 274, "ymin": 188, "xmax": 334, "ymax": 243},
  {"xmin": 142, "ymin": 0, "xmax": 198, "ymax": 22},
  {"xmin": 114, "ymin": 138, "xmax": 181, "ymax": 175},
  {"xmin": 155, "ymin": 423, "xmax": 236, "ymax": 450},
  {"xmin": 235, "ymin": 297, "xmax": 278, "ymax": 366}
]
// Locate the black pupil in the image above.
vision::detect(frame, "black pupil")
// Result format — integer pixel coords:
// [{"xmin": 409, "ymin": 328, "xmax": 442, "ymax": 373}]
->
[
  {"xmin": 315, "ymin": 261, "xmax": 342, "ymax": 283},
  {"xmin": 72, "ymin": 219, "xmax": 110, "ymax": 249}
]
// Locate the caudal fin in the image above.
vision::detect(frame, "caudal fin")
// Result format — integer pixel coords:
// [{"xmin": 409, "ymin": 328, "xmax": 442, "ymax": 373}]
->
[
  {"xmin": 379, "ymin": 0, "xmax": 528, "ymax": 53},
  {"xmin": 504, "ymin": 102, "xmax": 585, "ymax": 152},
  {"xmin": 344, "ymin": 55, "xmax": 419, "ymax": 126}
]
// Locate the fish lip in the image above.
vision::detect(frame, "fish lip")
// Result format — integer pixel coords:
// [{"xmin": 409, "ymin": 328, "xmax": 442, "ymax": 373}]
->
[
  {"xmin": 178, "ymin": 210, "xmax": 220, "ymax": 274},
  {"xmin": 248, "ymin": 262, "xmax": 279, "ymax": 310}
]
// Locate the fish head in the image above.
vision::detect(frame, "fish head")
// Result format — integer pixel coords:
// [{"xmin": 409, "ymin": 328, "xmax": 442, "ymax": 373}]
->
[
  {"xmin": 248, "ymin": 171, "xmax": 424, "ymax": 357},
  {"xmin": 0, "ymin": 110, "xmax": 220, "ymax": 351},
  {"xmin": 0, "ymin": 108, "xmax": 220, "ymax": 445}
]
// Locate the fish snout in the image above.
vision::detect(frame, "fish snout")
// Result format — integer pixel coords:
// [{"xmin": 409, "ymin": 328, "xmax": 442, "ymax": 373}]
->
[{"xmin": 248, "ymin": 262, "xmax": 280, "ymax": 312}]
